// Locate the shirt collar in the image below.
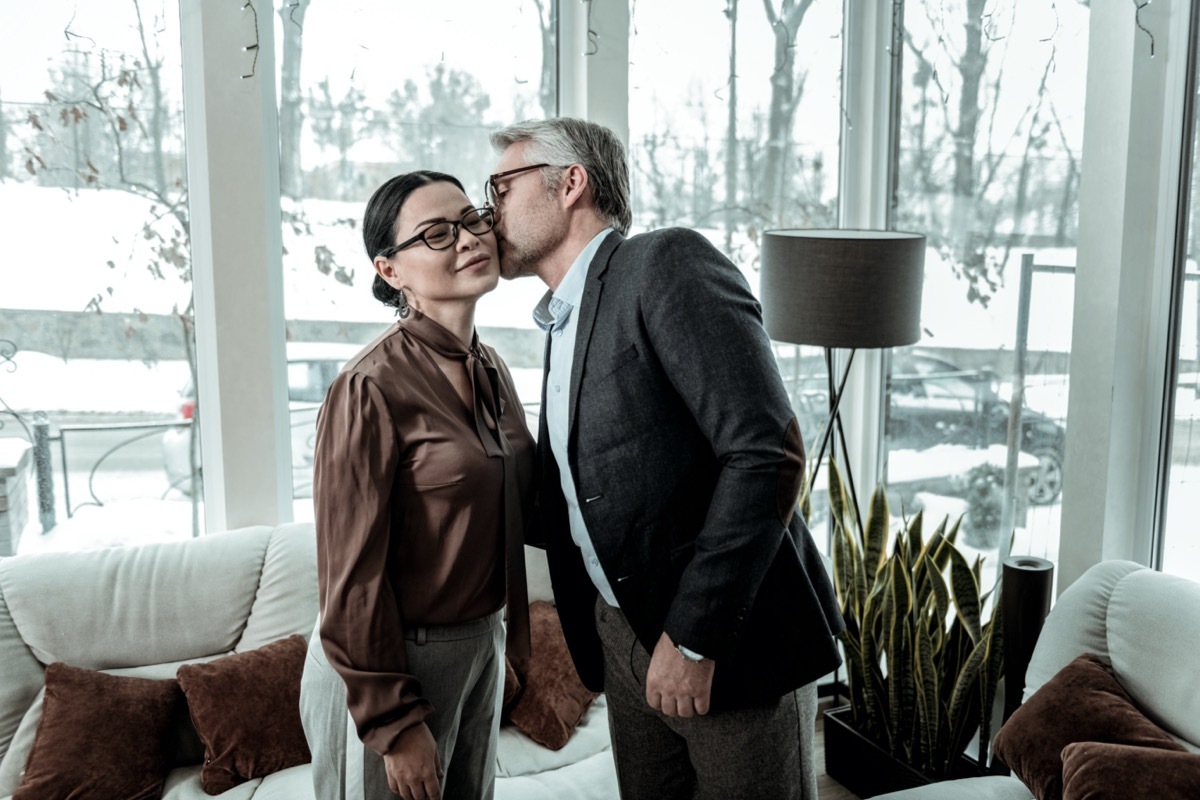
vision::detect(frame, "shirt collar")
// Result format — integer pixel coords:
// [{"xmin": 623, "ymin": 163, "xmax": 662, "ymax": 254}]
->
[
  {"xmin": 396, "ymin": 306, "xmax": 479, "ymax": 359},
  {"xmin": 398, "ymin": 307, "xmax": 504, "ymax": 454},
  {"xmin": 532, "ymin": 228, "xmax": 613, "ymax": 333}
]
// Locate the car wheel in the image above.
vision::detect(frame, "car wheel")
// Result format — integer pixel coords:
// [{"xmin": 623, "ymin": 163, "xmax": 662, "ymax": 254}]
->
[{"xmin": 1026, "ymin": 448, "xmax": 1064, "ymax": 505}]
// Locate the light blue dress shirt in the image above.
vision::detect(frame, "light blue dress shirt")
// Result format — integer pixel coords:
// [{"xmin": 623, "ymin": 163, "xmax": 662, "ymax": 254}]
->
[{"xmin": 532, "ymin": 228, "xmax": 621, "ymax": 608}]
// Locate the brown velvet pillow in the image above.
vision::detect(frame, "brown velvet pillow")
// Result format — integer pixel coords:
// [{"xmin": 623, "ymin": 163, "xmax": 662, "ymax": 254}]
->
[
  {"xmin": 13, "ymin": 663, "xmax": 180, "ymax": 800},
  {"xmin": 1061, "ymin": 741, "xmax": 1200, "ymax": 800},
  {"xmin": 502, "ymin": 655, "xmax": 523, "ymax": 719},
  {"xmin": 992, "ymin": 653, "xmax": 1185, "ymax": 800},
  {"xmin": 507, "ymin": 601, "xmax": 598, "ymax": 750},
  {"xmin": 176, "ymin": 634, "xmax": 311, "ymax": 795}
]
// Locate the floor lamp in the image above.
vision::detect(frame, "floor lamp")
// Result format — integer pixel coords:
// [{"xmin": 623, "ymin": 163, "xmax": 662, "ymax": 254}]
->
[{"xmin": 760, "ymin": 229, "xmax": 926, "ymax": 535}]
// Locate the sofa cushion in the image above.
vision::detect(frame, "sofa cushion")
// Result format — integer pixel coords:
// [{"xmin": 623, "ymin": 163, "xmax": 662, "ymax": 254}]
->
[
  {"xmin": 992, "ymin": 653, "xmax": 1184, "ymax": 800},
  {"xmin": 1104, "ymin": 567, "xmax": 1200, "ymax": 747},
  {"xmin": 1060, "ymin": 741, "xmax": 1200, "ymax": 800},
  {"xmin": 493, "ymin": 749, "xmax": 619, "ymax": 800},
  {"xmin": 0, "ymin": 526, "xmax": 274, "ymax": 671},
  {"xmin": 1020, "ymin": 561, "xmax": 1141, "ymax": 704},
  {"xmin": 0, "ymin": 583, "xmax": 42, "ymax": 779},
  {"xmin": 12, "ymin": 663, "xmax": 180, "ymax": 800},
  {"xmin": 503, "ymin": 656, "xmax": 522, "ymax": 716},
  {"xmin": 870, "ymin": 776, "xmax": 1035, "ymax": 800},
  {"xmin": 0, "ymin": 687, "xmax": 41, "ymax": 797},
  {"xmin": 524, "ymin": 546, "xmax": 555, "ymax": 605},
  {"xmin": 176, "ymin": 635, "xmax": 311, "ymax": 795},
  {"xmin": 235, "ymin": 523, "xmax": 318, "ymax": 652},
  {"xmin": 507, "ymin": 602, "xmax": 599, "ymax": 751},
  {"xmin": 160, "ymin": 763, "xmax": 313, "ymax": 800},
  {"xmin": 497, "ymin": 697, "xmax": 610, "ymax": 779}
]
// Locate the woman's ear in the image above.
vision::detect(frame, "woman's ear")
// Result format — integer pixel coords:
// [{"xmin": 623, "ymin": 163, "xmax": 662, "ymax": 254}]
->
[{"xmin": 374, "ymin": 255, "xmax": 401, "ymax": 288}]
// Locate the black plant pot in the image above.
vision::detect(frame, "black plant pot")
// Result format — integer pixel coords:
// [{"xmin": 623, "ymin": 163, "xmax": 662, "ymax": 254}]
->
[
  {"xmin": 823, "ymin": 706, "xmax": 987, "ymax": 798},
  {"xmin": 823, "ymin": 707, "xmax": 930, "ymax": 798}
]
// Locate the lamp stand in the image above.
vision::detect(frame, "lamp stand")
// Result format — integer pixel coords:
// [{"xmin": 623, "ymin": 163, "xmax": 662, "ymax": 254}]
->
[{"xmin": 809, "ymin": 347, "xmax": 864, "ymax": 540}]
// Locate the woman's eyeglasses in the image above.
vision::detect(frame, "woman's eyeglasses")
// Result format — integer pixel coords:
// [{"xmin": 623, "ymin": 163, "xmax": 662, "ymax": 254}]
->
[{"xmin": 377, "ymin": 207, "xmax": 495, "ymax": 257}]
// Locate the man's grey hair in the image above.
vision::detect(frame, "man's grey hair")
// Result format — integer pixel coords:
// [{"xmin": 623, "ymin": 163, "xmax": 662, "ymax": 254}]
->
[{"xmin": 490, "ymin": 118, "xmax": 632, "ymax": 234}]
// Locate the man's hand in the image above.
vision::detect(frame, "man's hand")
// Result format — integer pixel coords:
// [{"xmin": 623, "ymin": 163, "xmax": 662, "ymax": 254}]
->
[
  {"xmin": 383, "ymin": 722, "xmax": 443, "ymax": 800},
  {"xmin": 645, "ymin": 632, "xmax": 715, "ymax": 718}
]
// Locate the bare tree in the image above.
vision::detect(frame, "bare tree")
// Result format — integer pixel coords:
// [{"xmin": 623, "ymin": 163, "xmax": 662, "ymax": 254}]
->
[
  {"xmin": 759, "ymin": 0, "xmax": 814, "ymax": 225},
  {"xmin": 951, "ymin": 0, "xmax": 986, "ymax": 218},
  {"xmin": 530, "ymin": 0, "xmax": 556, "ymax": 117},
  {"xmin": 636, "ymin": 130, "xmax": 688, "ymax": 229},
  {"xmin": 309, "ymin": 79, "xmax": 369, "ymax": 200},
  {"xmin": 723, "ymin": 0, "xmax": 739, "ymax": 252},
  {"xmin": 279, "ymin": 0, "xmax": 309, "ymax": 199},
  {"xmin": 23, "ymin": 1, "xmax": 198, "ymax": 526},
  {"xmin": 378, "ymin": 64, "xmax": 493, "ymax": 179},
  {"xmin": 898, "ymin": 2, "xmax": 1079, "ymax": 307},
  {"xmin": 131, "ymin": 0, "xmax": 168, "ymax": 195},
  {"xmin": 0, "ymin": 85, "xmax": 9, "ymax": 180}
]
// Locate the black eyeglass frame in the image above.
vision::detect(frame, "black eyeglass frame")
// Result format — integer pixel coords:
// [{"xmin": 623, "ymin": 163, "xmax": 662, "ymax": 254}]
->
[
  {"xmin": 377, "ymin": 207, "xmax": 495, "ymax": 258},
  {"xmin": 485, "ymin": 163, "xmax": 564, "ymax": 207}
]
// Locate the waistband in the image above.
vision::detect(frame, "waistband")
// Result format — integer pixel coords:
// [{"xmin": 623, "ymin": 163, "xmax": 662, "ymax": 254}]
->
[{"xmin": 404, "ymin": 607, "xmax": 505, "ymax": 645}]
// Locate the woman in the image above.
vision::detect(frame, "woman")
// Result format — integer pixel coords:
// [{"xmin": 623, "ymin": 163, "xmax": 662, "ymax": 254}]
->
[{"xmin": 300, "ymin": 171, "xmax": 534, "ymax": 800}]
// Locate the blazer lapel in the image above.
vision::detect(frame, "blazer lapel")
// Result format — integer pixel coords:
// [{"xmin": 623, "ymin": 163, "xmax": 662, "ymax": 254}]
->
[{"xmin": 567, "ymin": 231, "xmax": 624, "ymax": 439}]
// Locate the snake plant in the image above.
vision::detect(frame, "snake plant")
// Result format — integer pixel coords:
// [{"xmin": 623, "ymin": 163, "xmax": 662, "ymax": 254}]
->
[{"xmin": 823, "ymin": 462, "xmax": 1004, "ymax": 778}]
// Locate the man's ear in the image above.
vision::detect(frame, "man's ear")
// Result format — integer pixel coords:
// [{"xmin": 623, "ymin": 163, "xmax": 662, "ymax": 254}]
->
[{"xmin": 559, "ymin": 163, "xmax": 591, "ymax": 209}]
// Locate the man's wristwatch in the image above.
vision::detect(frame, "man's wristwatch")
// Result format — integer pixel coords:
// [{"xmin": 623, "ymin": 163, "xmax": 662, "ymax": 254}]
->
[{"xmin": 676, "ymin": 644, "xmax": 705, "ymax": 662}]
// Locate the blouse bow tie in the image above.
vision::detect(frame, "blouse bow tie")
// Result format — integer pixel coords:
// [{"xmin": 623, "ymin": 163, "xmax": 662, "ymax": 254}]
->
[{"xmin": 467, "ymin": 345, "xmax": 506, "ymax": 457}]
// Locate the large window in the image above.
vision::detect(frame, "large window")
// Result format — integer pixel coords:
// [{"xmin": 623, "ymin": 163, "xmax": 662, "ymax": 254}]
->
[
  {"xmin": 1161, "ymin": 20, "xmax": 1200, "ymax": 584},
  {"xmin": 0, "ymin": 1, "xmax": 201, "ymax": 552},
  {"xmin": 628, "ymin": 0, "xmax": 844, "ymax": 549},
  {"xmin": 274, "ymin": 0, "xmax": 556, "ymax": 517},
  {"xmin": 886, "ymin": 1, "xmax": 1089, "ymax": 591},
  {"xmin": 4, "ymin": 3, "xmax": 1185, "ymax": 583}
]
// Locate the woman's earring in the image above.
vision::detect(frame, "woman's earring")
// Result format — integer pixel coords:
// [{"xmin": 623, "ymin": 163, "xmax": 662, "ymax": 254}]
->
[{"xmin": 396, "ymin": 289, "xmax": 410, "ymax": 319}]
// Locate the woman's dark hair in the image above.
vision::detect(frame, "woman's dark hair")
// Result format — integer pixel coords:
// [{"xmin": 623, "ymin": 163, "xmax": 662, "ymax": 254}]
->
[{"xmin": 365, "ymin": 170, "xmax": 465, "ymax": 311}]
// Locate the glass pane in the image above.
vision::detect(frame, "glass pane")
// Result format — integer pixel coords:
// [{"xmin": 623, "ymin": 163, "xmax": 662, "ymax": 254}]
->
[
  {"xmin": 888, "ymin": 1, "xmax": 1089, "ymax": 594},
  {"xmin": 275, "ymin": 0, "xmax": 556, "ymax": 517},
  {"xmin": 0, "ymin": 1, "xmax": 202, "ymax": 553},
  {"xmin": 1161, "ymin": 38, "xmax": 1200, "ymax": 583},
  {"xmin": 629, "ymin": 0, "xmax": 844, "ymax": 552}
]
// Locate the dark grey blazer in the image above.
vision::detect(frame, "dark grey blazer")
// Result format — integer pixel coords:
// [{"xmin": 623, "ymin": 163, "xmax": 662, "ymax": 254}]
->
[{"xmin": 532, "ymin": 227, "xmax": 844, "ymax": 711}]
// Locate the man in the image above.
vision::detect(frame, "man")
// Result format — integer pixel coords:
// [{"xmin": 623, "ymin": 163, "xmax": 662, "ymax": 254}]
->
[{"xmin": 488, "ymin": 118, "xmax": 844, "ymax": 800}]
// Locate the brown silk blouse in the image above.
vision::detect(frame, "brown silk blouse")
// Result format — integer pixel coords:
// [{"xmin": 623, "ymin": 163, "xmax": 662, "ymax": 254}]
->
[{"xmin": 312, "ymin": 309, "xmax": 535, "ymax": 756}]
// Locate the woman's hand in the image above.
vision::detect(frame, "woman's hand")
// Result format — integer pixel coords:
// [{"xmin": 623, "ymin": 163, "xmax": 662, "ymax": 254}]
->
[{"xmin": 383, "ymin": 723, "xmax": 444, "ymax": 800}]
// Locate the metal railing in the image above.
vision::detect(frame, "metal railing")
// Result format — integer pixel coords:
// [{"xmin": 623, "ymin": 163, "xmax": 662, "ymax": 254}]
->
[{"xmin": 56, "ymin": 418, "xmax": 191, "ymax": 518}]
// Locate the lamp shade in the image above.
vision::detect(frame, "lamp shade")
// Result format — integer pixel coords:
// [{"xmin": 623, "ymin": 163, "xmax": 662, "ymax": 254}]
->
[{"xmin": 760, "ymin": 229, "xmax": 925, "ymax": 349}]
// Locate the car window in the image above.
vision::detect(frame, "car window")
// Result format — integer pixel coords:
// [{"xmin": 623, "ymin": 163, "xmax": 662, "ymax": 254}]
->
[
  {"xmin": 907, "ymin": 356, "xmax": 980, "ymax": 402},
  {"xmin": 288, "ymin": 361, "xmax": 331, "ymax": 403}
]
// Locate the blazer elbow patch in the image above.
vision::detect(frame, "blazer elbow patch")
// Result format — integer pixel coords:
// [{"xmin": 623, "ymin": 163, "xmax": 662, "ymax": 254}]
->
[{"xmin": 776, "ymin": 417, "xmax": 805, "ymax": 526}]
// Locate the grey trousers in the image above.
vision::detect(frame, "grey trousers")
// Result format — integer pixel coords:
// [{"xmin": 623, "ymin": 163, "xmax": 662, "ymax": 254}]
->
[
  {"xmin": 595, "ymin": 598, "xmax": 819, "ymax": 800},
  {"xmin": 299, "ymin": 610, "xmax": 506, "ymax": 800}
]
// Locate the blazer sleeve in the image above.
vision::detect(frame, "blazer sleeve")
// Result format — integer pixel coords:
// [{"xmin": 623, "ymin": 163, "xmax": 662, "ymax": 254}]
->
[
  {"xmin": 637, "ymin": 229, "xmax": 806, "ymax": 660},
  {"xmin": 312, "ymin": 371, "xmax": 433, "ymax": 756}
]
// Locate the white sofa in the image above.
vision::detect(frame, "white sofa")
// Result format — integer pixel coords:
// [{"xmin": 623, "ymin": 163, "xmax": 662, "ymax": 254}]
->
[
  {"xmin": 0, "ymin": 522, "xmax": 618, "ymax": 800},
  {"xmin": 875, "ymin": 559, "xmax": 1200, "ymax": 799}
]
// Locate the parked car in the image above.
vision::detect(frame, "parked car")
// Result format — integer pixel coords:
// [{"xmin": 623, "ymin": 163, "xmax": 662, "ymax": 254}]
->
[
  {"xmin": 782, "ymin": 348, "xmax": 1067, "ymax": 505},
  {"xmin": 162, "ymin": 342, "xmax": 363, "ymax": 498},
  {"xmin": 886, "ymin": 349, "xmax": 1067, "ymax": 505}
]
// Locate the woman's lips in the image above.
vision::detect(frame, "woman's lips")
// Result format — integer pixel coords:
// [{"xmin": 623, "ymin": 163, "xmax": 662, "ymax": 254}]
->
[{"xmin": 459, "ymin": 253, "xmax": 491, "ymax": 271}]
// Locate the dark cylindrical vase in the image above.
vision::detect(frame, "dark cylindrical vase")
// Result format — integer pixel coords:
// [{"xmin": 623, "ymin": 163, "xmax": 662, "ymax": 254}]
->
[{"xmin": 1002, "ymin": 556, "xmax": 1054, "ymax": 722}]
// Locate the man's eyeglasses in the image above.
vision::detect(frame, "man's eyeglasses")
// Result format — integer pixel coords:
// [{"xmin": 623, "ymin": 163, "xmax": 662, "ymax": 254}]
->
[
  {"xmin": 377, "ymin": 207, "xmax": 495, "ymax": 258},
  {"xmin": 485, "ymin": 163, "xmax": 560, "ymax": 208}
]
